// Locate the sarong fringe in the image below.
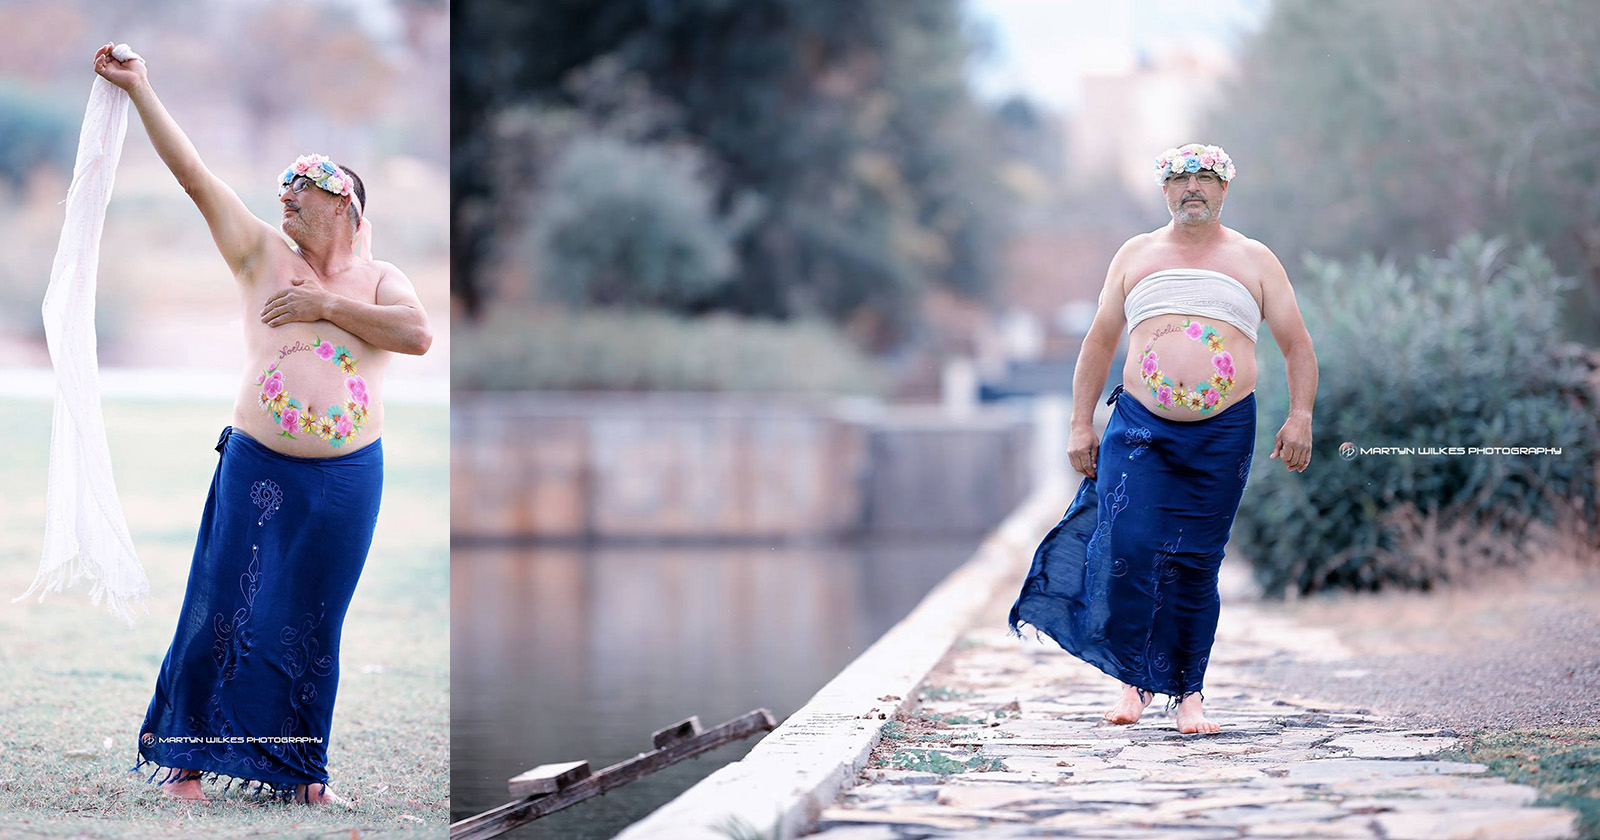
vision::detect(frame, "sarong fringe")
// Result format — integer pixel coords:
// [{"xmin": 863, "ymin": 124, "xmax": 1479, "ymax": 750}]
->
[{"xmin": 129, "ymin": 756, "xmax": 321, "ymax": 804}]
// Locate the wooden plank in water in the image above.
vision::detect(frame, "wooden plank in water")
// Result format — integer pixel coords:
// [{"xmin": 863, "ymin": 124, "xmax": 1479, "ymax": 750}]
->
[
  {"xmin": 507, "ymin": 760, "xmax": 591, "ymax": 798},
  {"xmin": 450, "ymin": 709, "xmax": 778, "ymax": 840},
  {"xmin": 651, "ymin": 715, "xmax": 702, "ymax": 749}
]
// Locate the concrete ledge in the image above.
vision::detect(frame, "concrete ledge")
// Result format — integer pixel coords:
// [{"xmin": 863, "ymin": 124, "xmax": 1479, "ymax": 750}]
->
[{"xmin": 613, "ymin": 475, "xmax": 1071, "ymax": 840}]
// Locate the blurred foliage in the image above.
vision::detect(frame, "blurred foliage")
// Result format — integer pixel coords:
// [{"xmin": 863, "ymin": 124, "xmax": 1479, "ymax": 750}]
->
[
  {"xmin": 453, "ymin": 308, "xmax": 885, "ymax": 395},
  {"xmin": 0, "ymin": 85, "xmax": 75, "ymax": 188},
  {"xmin": 452, "ymin": 0, "xmax": 1008, "ymax": 347},
  {"xmin": 1239, "ymin": 236, "xmax": 1600, "ymax": 595},
  {"xmin": 1208, "ymin": 0, "xmax": 1600, "ymax": 341},
  {"xmin": 533, "ymin": 137, "xmax": 741, "ymax": 309}
]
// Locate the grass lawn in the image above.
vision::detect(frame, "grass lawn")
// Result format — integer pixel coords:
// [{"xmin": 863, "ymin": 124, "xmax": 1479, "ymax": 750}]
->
[
  {"xmin": 0, "ymin": 397, "xmax": 448, "ymax": 838},
  {"xmin": 1444, "ymin": 727, "xmax": 1600, "ymax": 839}
]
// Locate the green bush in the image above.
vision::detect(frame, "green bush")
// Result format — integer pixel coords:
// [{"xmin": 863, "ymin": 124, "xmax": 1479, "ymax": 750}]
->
[
  {"xmin": 531, "ymin": 137, "xmax": 739, "ymax": 311},
  {"xmin": 1238, "ymin": 236, "xmax": 1600, "ymax": 595},
  {"xmin": 452, "ymin": 308, "xmax": 886, "ymax": 395}
]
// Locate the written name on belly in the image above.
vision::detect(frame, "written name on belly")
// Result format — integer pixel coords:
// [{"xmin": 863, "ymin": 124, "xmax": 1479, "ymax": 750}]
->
[
  {"xmin": 255, "ymin": 335, "xmax": 371, "ymax": 448},
  {"xmin": 1139, "ymin": 318, "xmax": 1236, "ymax": 413}
]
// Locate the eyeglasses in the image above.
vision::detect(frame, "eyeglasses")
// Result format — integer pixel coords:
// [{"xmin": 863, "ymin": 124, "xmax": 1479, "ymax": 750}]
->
[
  {"xmin": 279, "ymin": 175, "xmax": 314, "ymax": 196},
  {"xmin": 1166, "ymin": 171, "xmax": 1221, "ymax": 187}
]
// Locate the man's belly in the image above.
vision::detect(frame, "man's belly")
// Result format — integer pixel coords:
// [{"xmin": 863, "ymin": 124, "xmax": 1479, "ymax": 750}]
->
[
  {"xmin": 1123, "ymin": 315, "xmax": 1257, "ymax": 421},
  {"xmin": 233, "ymin": 329, "xmax": 385, "ymax": 458}
]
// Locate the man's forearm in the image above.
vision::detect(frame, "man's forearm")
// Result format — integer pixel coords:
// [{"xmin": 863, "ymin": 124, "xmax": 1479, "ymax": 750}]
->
[
  {"xmin": 322, "ymin": 297, "xmax": 433, "ymax": 356},
  {"xmin": 1071, "ymin": 339, "xmax": 1117, "ymax": 428},
  {"xmin": 125, "ymin": 82, "xmax": 208, "ymax": 192},
  {"xmin": 1283, "ymin": 342, "xmax": 1318, "ymax": 419}
]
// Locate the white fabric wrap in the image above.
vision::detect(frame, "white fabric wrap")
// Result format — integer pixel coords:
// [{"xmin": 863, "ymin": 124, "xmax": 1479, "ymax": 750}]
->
[
  {"xmin": 14, "ymin": 65, "xmax": 149, "ymax": 624},
  {"xmin": 1124, "ymin": 268, "xmax": 1262, "ymax": 342}
]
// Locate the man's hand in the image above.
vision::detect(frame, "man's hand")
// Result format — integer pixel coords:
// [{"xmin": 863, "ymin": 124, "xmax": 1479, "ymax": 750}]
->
[
  {"xmin": 1269, "ymin": 414, "xmax": 1313, "ymax": 473},
  {"xmin": 1068, "ymin": 423, "xmax": 1101, "ymax": 479},
  {"xmin": 261, "ymin": 276, "xmax": 332, "ymax": 327},
  {"xmin": 93, "ymin": 42, "xmax": 147, "ymax": 93}
]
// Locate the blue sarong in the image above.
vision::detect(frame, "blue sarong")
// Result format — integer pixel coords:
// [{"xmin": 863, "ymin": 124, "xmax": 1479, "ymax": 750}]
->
[
  {"xmin": 1009, "ymin": 385, "xmax": 1255, "ymax": 703},
  {"xmin": 133, "ymin": 426, "xmax": 382, "ymax": 799}
]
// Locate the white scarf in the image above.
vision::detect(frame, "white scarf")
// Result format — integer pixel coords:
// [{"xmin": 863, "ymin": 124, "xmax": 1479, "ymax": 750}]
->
[{"xmin": 15, "ymin": 44, "xmax": 148, "ymax": 624}]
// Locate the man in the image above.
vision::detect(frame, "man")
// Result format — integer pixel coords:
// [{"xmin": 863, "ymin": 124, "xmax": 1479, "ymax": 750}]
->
[
  {"xmin": 1009, "ymin": 143, "xmax": 1317, "ymax": 735},
  {"xmin": 93, "ymin": 44, "xmax": 433, "ymax": 802}
]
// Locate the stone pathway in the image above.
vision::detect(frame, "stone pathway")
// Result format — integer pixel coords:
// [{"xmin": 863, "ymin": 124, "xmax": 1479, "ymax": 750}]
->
[{"xmin": 804, "ymin": 570, "xmax": 1579, "ymax": 840}]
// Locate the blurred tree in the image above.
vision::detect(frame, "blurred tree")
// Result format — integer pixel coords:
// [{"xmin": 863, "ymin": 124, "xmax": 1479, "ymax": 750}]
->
[
  {"xmin": 452, "ymin": 0, "xmax": 1007, "ymax": 347},
  {"xmin": 534, "ymin": 137, "xmax": 738, "ymax": 309},
  {"xmin": 1208, "ymin": 0, "xmax": 1600, "ymax": 341}
]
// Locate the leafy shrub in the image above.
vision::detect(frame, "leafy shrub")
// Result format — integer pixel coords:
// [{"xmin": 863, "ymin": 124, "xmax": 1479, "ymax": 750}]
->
[
  {"xmin": 1238, "ymin": 236, "xmax": 1600, "ymax": 595},
  {"xmin": 531, "ymin": 137, "xmax": 740, "ymax": 311},
  {"xmin": 452, "ymin": 307, "xmax": 886, "ymax": 395}
]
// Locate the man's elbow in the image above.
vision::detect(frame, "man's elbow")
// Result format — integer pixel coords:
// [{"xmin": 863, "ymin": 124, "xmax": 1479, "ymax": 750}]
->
[{"xmin": 405, "ymin": 324, "xmax": 434, "ymax": 356}]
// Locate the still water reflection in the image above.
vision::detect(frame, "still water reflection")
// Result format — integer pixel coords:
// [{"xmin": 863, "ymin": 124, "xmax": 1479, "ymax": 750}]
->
[{"xmin": 451, "ymin": 540, "xmax": 977, "ymax": 839}]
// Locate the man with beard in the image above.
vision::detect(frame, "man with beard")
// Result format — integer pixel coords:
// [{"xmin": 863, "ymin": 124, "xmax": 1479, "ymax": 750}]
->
[
  {"xmin": 1010, "ymin": 143, "xmax": 1317, "ymax": 734},
  {"xmin": 93, "ymin": 43, "xmax": 433, "ymax": 802}
]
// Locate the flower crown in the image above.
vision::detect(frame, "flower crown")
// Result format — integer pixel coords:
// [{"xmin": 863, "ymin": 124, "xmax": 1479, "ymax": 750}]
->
[
  {"xmin": 1154, "ymin": 143, "xmax": 1236, "ymax": 185},
  {"xmin": 278, "ymin": 153, "xmax": 358, "ymax": 207}
]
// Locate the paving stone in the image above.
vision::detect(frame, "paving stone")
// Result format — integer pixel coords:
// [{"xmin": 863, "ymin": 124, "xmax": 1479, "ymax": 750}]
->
[
  {"xmin": 1240, "ymin": 817, "xmax": 1382, "ymax": 838},
  {"xmin": 1322, "ymin": 734, "xmax": 1458, "ymax": 759},
  {"xmin": 933, "ymin": 784, "xmax": 1056, "ymax": 810},
  {"xmin": 1283, "ymin": 758, "xmax": 1488, "ymax": 783},
  {"xmin": 805, "ymin": 827, "xmax": 908, "ymax": 840},
  {"xmin": 1372, "ymin": 806, "xmax": 1576, "ymax": 840}
]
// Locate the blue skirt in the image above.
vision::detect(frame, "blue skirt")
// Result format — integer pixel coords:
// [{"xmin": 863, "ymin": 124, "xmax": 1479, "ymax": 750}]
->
[
  {"xmin": 133, "ymin": 426, "xmax": 381, "ymax": 799},
  {"xmin": 1009, "ymin": 386, "xmax": 1255, "ymax": 703}
]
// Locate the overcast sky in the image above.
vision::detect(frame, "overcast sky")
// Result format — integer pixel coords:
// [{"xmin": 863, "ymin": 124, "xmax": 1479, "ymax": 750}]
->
[{"xmin": 965, "ymin": 0, "xmax": 1273, "ymax": 113}]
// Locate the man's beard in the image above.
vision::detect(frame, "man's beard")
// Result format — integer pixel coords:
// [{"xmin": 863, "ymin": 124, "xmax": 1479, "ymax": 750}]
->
[
  {"xmin": 1172, "ymin": 196, "xmax": 1221, "ymax": 225},
  {"xmin": 282, "ymin": 213, "xmax": 308, "ymax": 244}
]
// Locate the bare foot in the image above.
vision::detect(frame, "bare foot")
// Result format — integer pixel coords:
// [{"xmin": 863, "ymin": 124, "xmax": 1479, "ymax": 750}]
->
[
  {"xmin": 164, "ymin": 770, "xmax": 209, "ymax": 801},
  {"xmin": 294, "ymin": 783, "xmax": 353, "ymax": 808},
  {"xmin": 1175, "ymin": 693, "xmax": 1220, "ymax": 734},
  {"xmin": 1102, "ymin": 684, "xmax": 1154, "ymax": 724}
]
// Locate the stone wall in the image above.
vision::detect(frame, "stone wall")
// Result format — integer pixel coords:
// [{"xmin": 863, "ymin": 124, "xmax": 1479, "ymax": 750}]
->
[{"xmin": 451, "ymin": 393, "xmax": 1037, "ymax": 541}]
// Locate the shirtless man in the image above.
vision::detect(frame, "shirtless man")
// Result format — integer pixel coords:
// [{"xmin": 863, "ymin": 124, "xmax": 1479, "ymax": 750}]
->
[
  {"xmin": 94, "ymin": 43, "xmax": 432, "ymax": 802},
  {"xmin": 1009, "ymin": 143, "xmax": 1317, "ymax": 735}
]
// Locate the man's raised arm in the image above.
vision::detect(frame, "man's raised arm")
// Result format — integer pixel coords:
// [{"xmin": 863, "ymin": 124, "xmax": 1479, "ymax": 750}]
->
[{"xmin": 93, "ymin": 43, "xmax": 272, "ymax": 275}]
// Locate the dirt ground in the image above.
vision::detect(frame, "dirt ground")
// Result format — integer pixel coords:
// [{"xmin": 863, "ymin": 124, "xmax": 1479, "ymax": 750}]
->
[{"xmin": 1244, "ymin": 554, "xmax": 1600, "ymax": 731}]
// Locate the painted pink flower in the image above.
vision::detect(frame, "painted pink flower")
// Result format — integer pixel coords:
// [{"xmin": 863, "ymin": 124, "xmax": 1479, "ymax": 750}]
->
[
  {"xmin": 1156, "ymin": 384, "xmax": 1174, "ymax": 406},
  {"xmin": 1140, "ymin": 353, "xmax": 1159, "ymax": 377},
  {"xmin": 281, "ymin": 408, "xmax": 299, "ymax": 433},
  {"xmin": 1203, "ymin": 389, "xmax": 1221, "ymax": 407},
  {"xmin": 315, "ymin": 342, "xmax": 337, "ymax": 361},
  {"xmin": 1185, "ymin": 321, "xmax": 1203, "ymax": 340},
  {"xmin": 1213, "ymin": 352, "xmax": 1235, "ymax": 379},
  {"xmin": 335, "ymin": 415, "xmax": 355, "ymax": 438},
  {"xmin": 347, "ymin": 375, "xmax": 367, "ymax": 396},
  {"xmin": 263, "ymin": 371, "xmax": 284, "ymax": 399}
]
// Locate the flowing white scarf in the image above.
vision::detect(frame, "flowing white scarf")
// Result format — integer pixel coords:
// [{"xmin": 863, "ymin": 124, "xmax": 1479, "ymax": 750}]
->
[{"xmin": 15, "ymin": 44, "xmax": 149, "ymax": 624}]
